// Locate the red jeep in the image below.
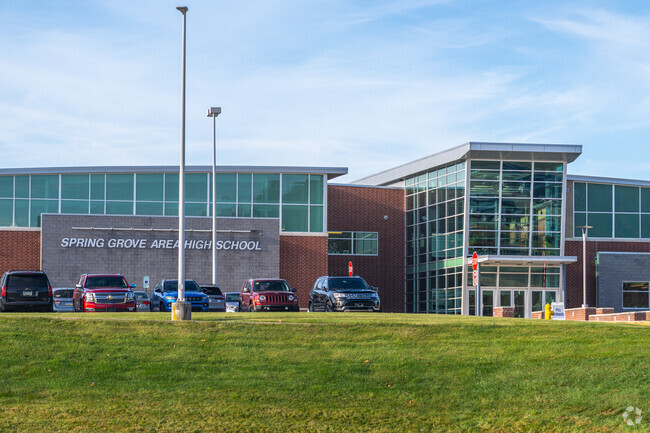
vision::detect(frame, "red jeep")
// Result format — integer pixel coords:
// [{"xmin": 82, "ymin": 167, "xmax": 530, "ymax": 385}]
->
[
  {"xmin": 73, "ymin": 274, "xmax": 137, "ymax": 312},
  {"xmin": 239, "ymin": 279, "xmax": 299, "ymax": 312}
]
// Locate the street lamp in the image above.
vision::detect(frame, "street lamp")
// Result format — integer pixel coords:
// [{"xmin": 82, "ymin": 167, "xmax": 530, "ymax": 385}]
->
[
  {"xmin": 207, "ymin": 107, "xmax": 221, "ymax": 286},
  {"xmin": 578, "ymin": 225, "xmax": 593, "ymax": 308},
  {"xmin": 175, "ymin": 5, "xmax": 190, "ymax": 320}
]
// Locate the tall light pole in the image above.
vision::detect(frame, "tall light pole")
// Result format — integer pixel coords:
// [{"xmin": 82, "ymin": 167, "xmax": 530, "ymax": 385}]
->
[
  {"xmin": 207, "ymin": 107, "xmax": 221, "ymax": 286},
  {"xmin": 579, "ymin": 225, "xmax": 593, "ymax": 308},
  {"xmin": 175, "ymin": 5, "xmax": 189, "ymax": 320}
]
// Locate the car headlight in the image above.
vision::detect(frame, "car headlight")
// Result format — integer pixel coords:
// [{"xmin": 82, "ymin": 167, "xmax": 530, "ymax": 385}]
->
[
  {"xmin": 85, "ymin": 293, "xmax": 95, "ymax": 302},
  {"xmin": 259, "ymin": 295, "xmax": 266, "ymax": 301},
  {"xmin": 127, "ymin": 292, "xmax": 135, "ymax": 301},
  {"xmin": 288, "ymin": 294, "xmax": 294, "ymax": 301},
  {"xmin": 164, "ymin": 296, "xmax": 176, "ymax": 301},
  {"xmin": 333, "ymin": 292, "xmax": 346, "ymax": 299}
]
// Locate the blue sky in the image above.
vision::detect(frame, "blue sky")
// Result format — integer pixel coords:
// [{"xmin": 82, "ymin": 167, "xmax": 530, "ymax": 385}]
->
[{"xmin": 2, "ymin": 0, "xmax": 650, "ymax": 182}]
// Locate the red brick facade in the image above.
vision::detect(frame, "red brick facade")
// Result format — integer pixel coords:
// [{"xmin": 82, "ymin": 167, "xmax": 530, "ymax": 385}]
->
[
  {"xmin": 279, "ymin": 234, "xmax": 329, "ymax": 309},
  {"xmin": 0, "ymin": 230, "xmax": 41, "ymax": 274},
  {"xmin": 565, "ymin": 240, "xmax": 650, "ymax": 308},
  {"xmin": 327, "ymin": 185, "xmax": 405, "ymax": 313}
]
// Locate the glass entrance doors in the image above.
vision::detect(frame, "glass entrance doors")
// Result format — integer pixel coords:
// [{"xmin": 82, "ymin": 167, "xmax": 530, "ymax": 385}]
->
[{"xmin": 531, "ymin": 290, "xmax": 557, "ymax": 314}]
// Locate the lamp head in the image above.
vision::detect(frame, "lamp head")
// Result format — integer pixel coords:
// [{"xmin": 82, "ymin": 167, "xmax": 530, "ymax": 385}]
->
[
  {"xmin": 207, "ymin": 107, "xmax": 222, "ymax": 117},
  {"xmin": 177, "ymin": 6, "xmax": 188, "ymax": 14}
]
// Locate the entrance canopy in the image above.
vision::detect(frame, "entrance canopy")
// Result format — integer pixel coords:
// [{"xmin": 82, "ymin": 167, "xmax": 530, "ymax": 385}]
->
[{"xmin": 466, "ymin": 255, "xmax": 577, "ymax": 267}]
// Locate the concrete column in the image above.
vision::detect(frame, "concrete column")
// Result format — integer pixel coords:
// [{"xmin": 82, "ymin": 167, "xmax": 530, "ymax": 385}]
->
[{"xmin": 172, "ymin": 301, "xmax": 192, "ymax": 321}]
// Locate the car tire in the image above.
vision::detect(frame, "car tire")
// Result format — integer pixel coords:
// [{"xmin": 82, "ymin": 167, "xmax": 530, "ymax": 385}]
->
[
  {"xmin": 160, "ymin": 302, "xmax": 165, "ymax": 312},
  {"xmin": 308, "ymin": 301, "xmax": 313, "ymax": 312},
  {"xmin": 325, "ymin": 301, "xmax": 333, "ymax": 312}
]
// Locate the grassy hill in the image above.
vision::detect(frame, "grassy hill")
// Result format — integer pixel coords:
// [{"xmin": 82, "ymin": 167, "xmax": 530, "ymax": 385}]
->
[{"xmin": 0, "ymin": 313, "xmax": 648, "ymax": 432}]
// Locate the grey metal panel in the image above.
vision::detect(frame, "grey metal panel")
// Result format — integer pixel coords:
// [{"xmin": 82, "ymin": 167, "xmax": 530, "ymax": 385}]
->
[
  {"xmin": 568, "ymin": 174, "xmax": 650, "ymax": 188},
  {"xmin": 354, "ymin": 142, "xmax": 582, "ymax": 186},
  {"xmin": 0, "ymin": 165, "xmax": 348, "ymax": 180}
]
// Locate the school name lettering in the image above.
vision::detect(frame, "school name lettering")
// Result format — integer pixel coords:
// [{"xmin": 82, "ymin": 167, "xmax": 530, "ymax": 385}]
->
[{"xmin": 60, "ymin": 237, "xmax": 261, "ymax": 251}]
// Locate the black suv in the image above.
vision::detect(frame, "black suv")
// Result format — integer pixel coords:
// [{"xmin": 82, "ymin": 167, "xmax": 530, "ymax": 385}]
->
[
  {"xmin": 0, "ymin": 270, "xmax": 53, "ymax": 312},
  {"xmin": 309, "ymin": 276, "xmax": 380, "ymax": 312}
]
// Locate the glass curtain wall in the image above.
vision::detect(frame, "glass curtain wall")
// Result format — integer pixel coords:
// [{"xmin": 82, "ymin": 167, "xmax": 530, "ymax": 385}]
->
[
  {"xmin": 0, "ymin": 172, "xmax": 325, "ymax": 233},
  {"xmin": 574, "ymin": 182, "xmax": 650, "ymax": 238},
  {"xmin": 405, "ymin": 162, "xmax": 465, "ymax": 314}
]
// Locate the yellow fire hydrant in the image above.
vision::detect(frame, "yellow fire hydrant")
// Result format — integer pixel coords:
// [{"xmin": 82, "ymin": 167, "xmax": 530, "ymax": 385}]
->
[{"xmin": 544, "ymin": 303, "xmax": 554, "ymax": 320}]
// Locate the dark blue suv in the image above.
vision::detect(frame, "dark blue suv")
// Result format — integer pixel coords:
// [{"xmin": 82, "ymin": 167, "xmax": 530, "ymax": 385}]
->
[{"xmin": 150, "ymin": 279, "xmax": 209, "ymax": 312}]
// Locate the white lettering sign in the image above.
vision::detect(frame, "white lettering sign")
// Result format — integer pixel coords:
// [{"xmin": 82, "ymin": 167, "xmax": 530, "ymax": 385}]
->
[{"xmin": 60, "ymin": 237, "xmax": 261, "ymax": 251}]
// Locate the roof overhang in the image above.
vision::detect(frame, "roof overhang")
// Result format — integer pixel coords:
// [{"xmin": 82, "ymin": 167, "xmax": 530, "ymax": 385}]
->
[
  {"xmin": 466, "ymin": 255, "xmax": 578, "ymax": 267},
  {"xmin": 353, "ymin": 142, "xmax": 582, "ymax": 186}
]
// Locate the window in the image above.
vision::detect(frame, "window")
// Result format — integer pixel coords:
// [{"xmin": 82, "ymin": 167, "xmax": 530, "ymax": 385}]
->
[
  {"xmin": 329, "ymin": 231, "xmax": 378, "ymax": 255},
  {"xmin": 622, "ymin": 282, "xmax": 649, "ymax": 309}
]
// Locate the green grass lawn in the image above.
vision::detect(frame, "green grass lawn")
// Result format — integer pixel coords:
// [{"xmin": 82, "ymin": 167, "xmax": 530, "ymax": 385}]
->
[{"xmin": 0, "ymin": 312, "xmax": 648, "ymax": 432}]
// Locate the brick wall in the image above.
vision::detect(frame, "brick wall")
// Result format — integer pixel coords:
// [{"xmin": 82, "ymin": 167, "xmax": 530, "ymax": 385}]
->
[
  {"xmin": 279, "ymin": 234, "xmax": 328, "ymax": 309},
  {"xmin": 494, "ymin": 307, "xmax": 514, "ymax": 318},
  {"xmin": 0, "ymin": 230, "xmax": 41, "ymax": 274},
  {"xmin": 327, "ymin": 184, "xmax": 405, "ymax": 313},
  {"xmin": 566, "ymin": 240, "xmax": 650, "ymax": 309}
]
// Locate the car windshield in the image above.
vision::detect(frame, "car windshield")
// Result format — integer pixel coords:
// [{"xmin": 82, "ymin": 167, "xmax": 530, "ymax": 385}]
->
[
  {"xmin": 53, "ymin": 289, "xmax": 74, "ymax": 298},
  {"xmin": 134, "ymin": 292, "xmax": 148, "ymax": 300},
  {"xmin": 252, "ymin": 280, "xmax": 290, "ymax": 292},
  {"xmin": 329, "ymin": 277, "xmax": 370, "ymax": 291},
  {"xmin": 163, "ymin": 280, "xmax": 201, "ymax": 292},
  {"xmin": 85, "ymin": 276, "xmax": 128, "ymax": 288},
  {"xmin": 202, "ymin": 287, "xmax": 222, "ymax": 296},
  {"xmin": 225, "ymin": 293, "xmax": 239, "ymax": 302},
  {"xmin": 7, "ymin": 274, "xmax": 49, "ymax": 289}
]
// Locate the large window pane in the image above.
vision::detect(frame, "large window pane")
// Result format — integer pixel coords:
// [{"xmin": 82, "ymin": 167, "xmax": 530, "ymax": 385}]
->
[
  {"xmin": 90, "ymin": 201, "xmax": 105, "ymax": 214},
  {"xmin": 534, "ymin": 172, "xmax": 562, "ymax": 182},
  {"xmin": 15, "ymin": 199, "xmax": 28, "ymax": 226},
  {"xmin": 468, "ymin": 231, "xmax": 497, "ymax": 247},
  {"xmin": 106, "ymin": 201, "xmax": 133, "ymax": 215},
  {"xmin": 574, "ymin": 182, "xmax": 586, "ymax": 211},
  {"xmin": 500, "ymin": 232, "xmax": 529, "ymax": 248},
  {"xmin": 0, "ymin": 199, "xmax": 12, "ymax": 226},
  {"xmin": 62, "ymin": 174, "xmax": 89, "ymax": 200},
  {"xmin": 30, "ymin": 199, "xmax": 58, "ymax": 227},
  {"xmin": 615, "ymin": 214, "xmax": 639, "ymax": 238},
  {"xmin": 615, "ymin": 185, "xmax": 639, "ymax": 212},
  {"xmin": 213, "ymin": 173, "xmax": 236, "ymax": 203},
  {"xmin": 470, "ymin": 170, "xmax": 500, "ymax": 180},
  {"xmin": 164, "ymin": 202, "xmax": 178, "ymax": 216},
  {"xmin": 622, "ymin": 282, "xmax": 649, "ymax": 309},
  {"xmin": 470, "ymin": 181, "xmax": 499, "ymax": 197},
  {"xmin": 238, "ymin": 204, "xmax": 251, "ymax": 217},
  {"xmin": 533, "ymin": 182, "xmax": 562, "ymax": 199},
  {"xmin": 282, "ymin": 174, "xmax": 309, "ymax": 204},
  {"xmin": 532, "ymin": 215, "xmax": 561, "ymax": 232},
  {"xmin": 253, "ymin": 204, "xmax": 279, "ymax": 218},
  {"xmin": 186, "ymin": 202, "xmax": 207, "ymax": 217},
  {"xmin": 15, "ymin": 176, "xmax": 29, "ymax": 198},
  {"xmin": 31, "ymin": 175, "xmax": 59, "ymax": 199},
  {"xmin": 329, "ymin": 232, "xmax": 352, "ymax": 254},
  {"xmin": 165, "ymin": 173, "xmax": 179, "ymax": 201},
  {"xmin": 499, "ymin": 273, "xmax": 529, "ymax": 287},
  {"xmin": 642, "ymin": 214, "xmax": 650, "ymax": 238},
  {"xmin": 502, "ymin": 182, "xmax": 531, "ymax": 198},
  {"xmin": 574, "ymin": 212, "xmax": 586, "ymax": 237},
  {"xmin": 503, "ymin": 161, "xmax": 531, "ymax": 171},
  {"xmin": 136, "ymin": 202, "xmax": 163, "ymax": 216},
  {"xmin": 642, "ymin": 188, "xmax": 650, "ymax": 213},
  {"xmin": 91, "ymin": 174, "xmax": 105, "ymax": 200},
  {"xmin": 106, "ymin": 174, "xmax": 134, "ymax": 201},
  {"xmin": 310, "ymin": 206, "xmax": 324, "ymax": 232},
  {"xmin": 238, "ymin": 174, "xmax": 252, "ymax": 203},
  {"xmin": 501, "ymin": 215, "xmax": 529, "ymax": 231},
  {"xmin": 354, "ymin": 232, "xmax": 378, "ymax": 255},
  {"xmin": 471, "ymin": 160, "xmax": 500, "ymax": 170},
  {"xmin": 587, "ymin": 213, "xmax": 613, "ymax": 237},
  {"xmin": 469, "ymin": 214, "xmax": 497, "ymax": 230},
  {"xmin": 469, "ymin": 198, "xmax": 498, "ymax": 214},
  {"xmin": 282, "ymin": 205, "xmax": 308, "ymax": 232},
  {"xmin": 501, "ymin": 199, "xmax": 530, "ymax": 215},
  {"xmin": 0, "ymin": 176, "xmax": 12, "ymax": 198},
  {"xmin": 532, "ymin": 232, "xmax": 561, "ymax": 248},
  {"xmin": 216, "ymin": 204, "xmax": 236, "ymax": 217},
  {"xmin": 535, "ymin": 162, "xmax": 563, "ymax": 172},
  {"xmin": 587, "ymin": 184, "xmax": 612, "ymax": 212},
  {"xmin": 62, "ymin": 200, "xmax": 89, "ymax": 214},
  {"xmin": 310, "ymin": 175, "xmax": 324, "ymax": 205},
  {"xmin": 533, "ymin": 199, "xmax": 561, "ymax": 216},
  {"xmin": 253, "ymin": 174, "xmax": 280, "ymax": 203},
  {"xmin": 136, "ymin": 174, "xmax": 163, "ymax": 201},
  {"xmin": 502, "ymin": 172, "xmax": 531, "ymax": 181},
  {"xmin": 186, "ymin": 173, "xmax": 207, "ymax": 202}
]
